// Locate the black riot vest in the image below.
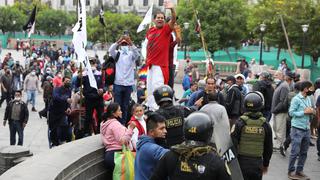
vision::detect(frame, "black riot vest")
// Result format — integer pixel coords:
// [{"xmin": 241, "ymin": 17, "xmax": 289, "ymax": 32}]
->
[{"xmin": 156, "ymin": 105, "xmax": 185, "ymax": 148}]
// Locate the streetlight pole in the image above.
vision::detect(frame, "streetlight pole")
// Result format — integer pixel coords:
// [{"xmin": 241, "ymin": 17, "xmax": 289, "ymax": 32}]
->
[
  {"xmin": 59, "ymin": 23, "xmax": 62, "ymax": 39},
  {"xmin": 12, "ymin": 20, "xmax": 16, "ymax": 37},
  {"xmin": 259, "ymin": 23, "xmax": 266, "ymax": 65},
  {"xmin": 183, "ymin": 22, "xmax": 189, "ymax": 60},
  {"xmin": 301, "ymin": 24, "xmax": 309, "ymax": 68}
]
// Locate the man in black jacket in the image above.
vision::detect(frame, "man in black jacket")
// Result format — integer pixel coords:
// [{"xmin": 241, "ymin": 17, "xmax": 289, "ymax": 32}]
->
[
  {"xmin": 253, "ymin": 72, "xmax": 274, "ymax": 121},
  {"xmin": 77, "ymin": 58, "xmax": 104, "ymax": 136},
  {"xmin": 3, "ymin": 90, "xmax": 29, "ymax": 145},
  {"xmin": 225, "ymin": 75, "xmax": 243, "ymax": 128},
  {"xmin": 188, "ymin": 77, "xmax": 225, "ymax": 109},
  {"xmin": 151, "ymin": 112, "xmax": 231, "ymax": 180}
]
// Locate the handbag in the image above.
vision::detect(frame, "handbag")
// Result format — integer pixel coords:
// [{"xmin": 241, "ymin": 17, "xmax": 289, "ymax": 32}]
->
[{"xmin": 113, "ymin": 145, "xmax": 136, "ymax": 180}]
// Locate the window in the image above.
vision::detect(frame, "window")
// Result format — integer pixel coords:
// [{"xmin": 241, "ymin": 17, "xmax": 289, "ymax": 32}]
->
[
  {"xmin": 158, "ymin": 0, "xmax": 164, "ymax": 6},
  {"xmin": 86, "ymin": 0, "xmax": 90, "ymax": 6},
  {"xmin": 143, "ymin": 0, "xmax": 148, "ymax": 6},
  {"xmin": 114, "ymin": 0, "xmax": 119, "ymax": 6},
  {"xmin": 73, "ymin": 0, "xmax": 77, "ymax": 6},
  {"xmin": 128, "ymin": 0, "xmax": 133, "ymax": 6},
  {"xmin": 60, "ymin": 0, "xmax": 65, "ymax": 6}
]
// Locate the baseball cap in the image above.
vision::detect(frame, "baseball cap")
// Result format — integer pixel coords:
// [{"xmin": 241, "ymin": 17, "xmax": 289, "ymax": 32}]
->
[
  {"xmin": 234, "ymin": 73, "xmax": 245, "ymax": 80},
  {"xmin": 226, "ymin": 75, "xmax": 236, "ymax": 83}
]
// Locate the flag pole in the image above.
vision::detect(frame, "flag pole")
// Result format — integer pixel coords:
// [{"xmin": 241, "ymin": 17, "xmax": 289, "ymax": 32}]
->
[{"xmin": 191, "ymin": 4, "xmax": 211, "ymax": 75}]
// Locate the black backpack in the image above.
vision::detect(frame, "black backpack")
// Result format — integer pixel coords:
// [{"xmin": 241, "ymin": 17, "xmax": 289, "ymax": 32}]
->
[{"xmin": 103, "ymin": 52, "xmax": 120, "ymax": 86}]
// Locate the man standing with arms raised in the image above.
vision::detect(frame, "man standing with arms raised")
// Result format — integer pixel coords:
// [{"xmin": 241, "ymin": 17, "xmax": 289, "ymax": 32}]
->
[{"xmin": 146, "ymin": 0, "xmax": 176, "ymax": 111}]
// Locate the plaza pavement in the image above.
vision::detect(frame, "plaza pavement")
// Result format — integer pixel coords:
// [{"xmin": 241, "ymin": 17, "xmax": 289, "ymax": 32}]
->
[{"xmin": 0, "ymin": 49, "xmax": 319, "ymax": 179}]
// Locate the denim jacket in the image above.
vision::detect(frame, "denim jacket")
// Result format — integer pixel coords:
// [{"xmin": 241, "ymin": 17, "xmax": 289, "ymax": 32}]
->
[{"xmin": 289, "ymin": 93, "xmax": 311, "ymax": 130}]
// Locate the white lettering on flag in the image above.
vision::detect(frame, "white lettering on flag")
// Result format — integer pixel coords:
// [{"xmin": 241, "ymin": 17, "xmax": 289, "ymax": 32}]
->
[{"xmin": 72, "ymin": 0, "xmax": 97, "ymax": 89}]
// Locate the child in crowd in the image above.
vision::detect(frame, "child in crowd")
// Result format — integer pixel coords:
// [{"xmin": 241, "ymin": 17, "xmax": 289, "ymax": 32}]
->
[
  {"xmin": 128, "ymin": 104, "xmax": 146, "ymax": 150},
  {"xmin": 137, "ymin": 81, "xmax": 147, "ymax": 104}
]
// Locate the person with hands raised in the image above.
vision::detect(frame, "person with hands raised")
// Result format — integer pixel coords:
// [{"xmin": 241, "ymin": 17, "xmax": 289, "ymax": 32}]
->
[{"xmin": 109, "ymin": 32, "xmax": 140, "ymax": 125}]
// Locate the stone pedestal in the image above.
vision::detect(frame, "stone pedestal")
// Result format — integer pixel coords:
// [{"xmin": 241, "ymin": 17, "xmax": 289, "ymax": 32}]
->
[{"xmin": 0, "ymin": 146, "xmax": 33, "ymax": 175}]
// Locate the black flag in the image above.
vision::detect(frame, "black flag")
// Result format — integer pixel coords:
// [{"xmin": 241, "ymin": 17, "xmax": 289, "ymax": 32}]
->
[
  {"xmin": 23, "ymin": 6, "xmax": 37, "ymax": 37},
  {"xmin": 99, "ymin": 5, "xmax": 106, "ymax": 27}
]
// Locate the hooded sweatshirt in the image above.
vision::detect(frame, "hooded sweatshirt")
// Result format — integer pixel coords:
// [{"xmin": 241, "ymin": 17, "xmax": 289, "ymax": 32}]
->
[
  {"xmin": 134, "ymin": 135, "xmax": 169, "ymax": 180},
  {"xmin": 100, "ymin": 118, "xmax": 133, "ymax": 151}
]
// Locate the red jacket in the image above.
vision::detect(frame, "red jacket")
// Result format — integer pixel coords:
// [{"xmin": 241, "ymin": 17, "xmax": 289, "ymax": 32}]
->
[{"xmin": 128, "ymin": 116, "xmax": 145, "ymax": 136}]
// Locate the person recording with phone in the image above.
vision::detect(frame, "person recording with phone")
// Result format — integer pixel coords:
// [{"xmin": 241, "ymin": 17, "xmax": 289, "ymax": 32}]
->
[{"xmin": 108, "ymin": 32, "xmax": 140, "ymax": 125}]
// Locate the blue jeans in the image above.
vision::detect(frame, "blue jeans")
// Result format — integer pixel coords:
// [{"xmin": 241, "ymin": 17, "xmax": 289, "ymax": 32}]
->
[
  {"xmin": 27, "ymin": 90, "xmax": 36, "ymax": 107},
  {"xmin": 113, "ymin": 84, "xmax": 132, "ymax": 124},
  {"xmin": 9, "ymin": 120, "xmax": 24, "ymax": 145},
  {"xmin": 288, "ymin": 127, "xmax": 310, "ymax": 173}
]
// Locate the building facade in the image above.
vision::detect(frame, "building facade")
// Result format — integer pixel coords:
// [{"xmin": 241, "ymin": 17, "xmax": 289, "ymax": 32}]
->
[{"xmin": 0, "ymin": 0, "xmax": 178, "ymax": 16}]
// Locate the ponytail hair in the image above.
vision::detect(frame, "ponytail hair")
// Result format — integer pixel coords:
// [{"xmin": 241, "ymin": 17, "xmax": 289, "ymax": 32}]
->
[{"xmin": 102, "ymin": 102, "xmax": 120, "ymax": 122}]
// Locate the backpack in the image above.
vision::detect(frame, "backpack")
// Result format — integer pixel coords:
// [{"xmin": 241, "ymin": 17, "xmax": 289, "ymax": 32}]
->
[{"xmin": 103, "ymin": 52, "xmax": 120, "ymax": 86}]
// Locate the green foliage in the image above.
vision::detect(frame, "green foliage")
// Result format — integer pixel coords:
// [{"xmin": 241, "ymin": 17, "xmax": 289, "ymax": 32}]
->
[
  {"xmin": 37, "ymin": 9, "xmax": 75, "ymax": 36},
  {"xmin": 248, "ymin": 0, "xmax": 320, "ymax": 62},
  {"xmin": 176, "ymin": 0, "xmax": 248, "ymax": 53},
  {"xmin": 87, "ymin": 11, "xmax": 144, "ymax": 44},
  {"xmin": 0, "ymin": 6, "xmax": 26, "ymax": 34}
]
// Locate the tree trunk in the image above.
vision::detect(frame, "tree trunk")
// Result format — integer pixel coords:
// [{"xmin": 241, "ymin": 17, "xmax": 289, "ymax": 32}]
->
[
  {"xmin": 225, "ymin": 48, "xmax": 233, "ymax": 61},
  {"xmin": 277, "ymin": 47, "xmax": 281, "ymax": 61}
]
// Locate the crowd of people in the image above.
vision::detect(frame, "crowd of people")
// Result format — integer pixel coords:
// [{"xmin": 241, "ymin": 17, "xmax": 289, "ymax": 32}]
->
[{"xmin": 0, "ymin": 2, "xmax": 319, "ymax": 180}]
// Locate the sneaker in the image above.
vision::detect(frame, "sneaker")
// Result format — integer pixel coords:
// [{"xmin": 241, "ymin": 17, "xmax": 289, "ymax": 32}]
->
[
  {"xmin": 296, "ymin": 172, "xmax": 310, "ymax": 180},
  {"xmin": 38, "ymin": 112, "xmax": 42, "ymax": 119},
  {"xmin": 32, "ymin": 107, "xmax": 37, "ymax": 112},
  {"xmin": 280, "ymin": 145, "xmax": 286, "ymax": 157},
  {"xmin": 309, "ymin": 142, "xmax": 315, "ymax": 146},
  {"xmin": 288, "ymin": 172, "xmax": 299, "ymax": 179}
]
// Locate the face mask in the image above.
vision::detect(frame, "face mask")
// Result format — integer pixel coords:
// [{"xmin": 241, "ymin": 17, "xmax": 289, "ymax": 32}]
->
[
  {"xmin": 306, "ymin": 91, "xmax": 314, "ymax": 96},
  {"xmin": 46, "ymin": 71, "xmax": 51, "ymax": 74},
  {"xmin": 14, "ymin": 97, "xmax": 21, "ymax": 101},
  {"xmin": 104, "ymin": 100, "xmax": 111, "ymax": 106},
  {"xmin": 135, "ymin": 115, "xmax": 144, "ymax": 120},
  {"xmin": 31, "ymin": 72, "xmax": 36, "ymax": 75},
  {"xmin": 91, "ymin": 67, "xmax": 96, "ymax": 71},
  {"xmin": 140, "ymin": 85, "xmax": 146, "ymax": 89},
  {"xmin": 57, "ymin": 74, "xmax": 62, "ymax": 78},
  {"xmin": 121, "ymin": 46, "xmax": 129, "ymax": 53},
  {"xmin": 274, "ymin": 79, "xmax": 281, "ymax": 85}
]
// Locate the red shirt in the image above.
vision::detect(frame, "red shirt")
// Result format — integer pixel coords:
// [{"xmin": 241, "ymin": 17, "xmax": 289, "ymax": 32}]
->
[{"xmin": 146, "ymin": 24, "xmax": 172, "ymax": 67}]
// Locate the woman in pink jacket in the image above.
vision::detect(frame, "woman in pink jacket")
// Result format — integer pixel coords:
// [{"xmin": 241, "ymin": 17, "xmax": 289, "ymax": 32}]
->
[{"xmin": 100, "ymin": 102, "xmax": 136, "ymax": 177}]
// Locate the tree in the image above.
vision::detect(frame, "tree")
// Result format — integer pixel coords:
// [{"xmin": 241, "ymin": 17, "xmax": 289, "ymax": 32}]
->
[
  {"xmin": 37, "ymin": 9, "xmax": 75, "ymax": 36},
  {"xmin": 0, "ymin": 6, "xmax": 26, "ymax": 34},
  {"xmin": 87, "ymin": 11, "xmax": 144, "ymax": 44},
  {"xmin": 248, "ymin": 0, "xmax": 316, "ymax": 65},
  {"xmin": 176, "ymin": 0, "xmax": 248, "ymax": 58}
]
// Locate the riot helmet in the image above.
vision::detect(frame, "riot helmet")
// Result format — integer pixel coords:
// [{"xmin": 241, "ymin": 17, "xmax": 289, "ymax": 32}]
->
[
  {"xmin": 184, "ymin": 112, "xmax": 213, "ymax": 143},
  {"xmin": 153, "ymin": 85, "xmax": 174, "ymax": 105},
  {"xmin": 244, "ymin": 91, "xmax": 265, "ymax": 112}
]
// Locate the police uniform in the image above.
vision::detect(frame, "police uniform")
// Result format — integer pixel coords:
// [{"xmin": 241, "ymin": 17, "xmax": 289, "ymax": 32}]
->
[
  {"xmin": 154, "ymin": 85, "xmax": 194, "ymax": 148},
  {"xmin": 231, "ymin": 92, "xmax": 273, "ymax": 180},
  {"xmin": 150, "ymin": 112, "xmax": 231, "ymax": 180},
  {"xmin": 156, "ymin": 104, "xmax": 186, "ymax": 148}
]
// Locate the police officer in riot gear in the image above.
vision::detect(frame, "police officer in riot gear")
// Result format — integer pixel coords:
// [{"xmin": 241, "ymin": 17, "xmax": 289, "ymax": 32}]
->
[
  {"xmin": 231, "ymin": 91, "xmax": 273, "ymax": 180},
  {"xmin": 150, "ymin": 112, "xmax": 231, "ymax": 180},
  {"xmin": 154, "ymin": 85, "xmax": 195, "ymax": 148}
]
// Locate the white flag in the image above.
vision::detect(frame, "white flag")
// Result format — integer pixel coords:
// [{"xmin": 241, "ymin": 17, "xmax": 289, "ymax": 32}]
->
[
  {"xmin": 72, "ymin": 0, "xmax": 97, "ymax": 89},
  {"xmin": 137, "ymin": 4, "xmax": 153, "ymax": 33},
  {"xmin": 28, "ymin": 21, "xmax": 35, "ymax": 38}
]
